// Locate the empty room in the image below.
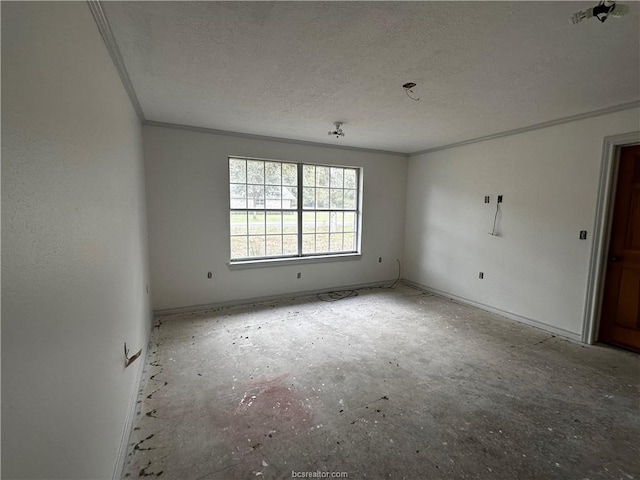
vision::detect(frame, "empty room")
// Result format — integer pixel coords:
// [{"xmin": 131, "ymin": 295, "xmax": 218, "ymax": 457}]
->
[{"xmin": 2, "ymin": 1, "xmax": 639, "ymax": 479}]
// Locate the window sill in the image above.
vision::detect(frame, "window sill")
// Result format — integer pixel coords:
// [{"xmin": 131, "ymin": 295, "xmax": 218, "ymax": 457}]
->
[{"xmin": 228, "ymin": 253, "xmax": 362, "ymax": 269}]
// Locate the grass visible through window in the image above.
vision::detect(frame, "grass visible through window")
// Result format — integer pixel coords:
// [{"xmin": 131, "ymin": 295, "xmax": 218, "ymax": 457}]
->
[{"xmin": 229, "ymin": 157, "xmax": 360, "ymax": 261}]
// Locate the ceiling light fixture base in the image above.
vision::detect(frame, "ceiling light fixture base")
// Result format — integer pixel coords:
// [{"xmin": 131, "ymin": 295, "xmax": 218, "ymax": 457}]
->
[
  {"xmin": 328, "ymin": 122, "xmax": 345, "ymax": 138},
  {"xmin": 402, "ymin": 82, "xmax": 420, "ymax": 101}
]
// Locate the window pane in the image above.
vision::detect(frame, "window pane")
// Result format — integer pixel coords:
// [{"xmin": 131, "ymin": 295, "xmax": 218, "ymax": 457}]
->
[
  {"xmin": 230, "ymin": 184, "xmax": 247, "ymax": 208},
  {"xmin": 287, "ymin": 187, "xmax": 298, "ymax": 209},
  {"xmin": 247, "ymin": 185, "xmax": 265, "ymax": 209},
  {"xmin": 265, "ymin": 186, "xmax": 282, "ymax": 209},
  {"xmin": 344, "ymin": 212, "xmax": 356, "ymax": 232},
  {"xmin": 248, "ymin": 211, "xmax": 265, "ymax": 235},
  {"xmin": 230, "ymin": 211, "xmax": 248, "ymax": 235},
  {"xmin": 330, "ymin": 168, "xmax": 344, "ymax": 188},
  {"xmin": 330, "ymin": 233, "xmax": 343, "ymax": 252},
  {"xmin": 248, "ymin": 236, "xmax": 265, "ymax": 257},
  {"xmin": 266, "ymin": 212, "xmax": 282, "ymax": 234},
  {"xmin": 316, "ymin": 188, "xmax": 329, "ymax": 209},
  {"xmin": 266, "ymin": 235, "xmax": 282, "ymax": 256},
  {"xmin": 279, "ymin": 186, "xmax": 296, "ymax": 209},
  {"xmin": 316, "ymin": 211, "xmax": 329, "ymax": 233},
  {"xmin": 316, "ymin": 166, "xmax": 329, "ymax": 187},
  {"xmin": 283, "ymin": 235, "xmax": 297, "ymax": 255},
  {"xmin": 303, "ymin": 165, "xmax": 315, "ymax": 186},
  {"xmin": 229, "ymin": 159, "xmax": 246, "ymax": 183},
  {"xmin": 330, "ymin": 189, "xmax": 344, "ymax": 209},
  {"xmin": 302, "ymin": 234, "xmax": 315, "ymax": 254},
  {"xmin": 230, "ymin": 159, "xmax": 359, "ymax": 261},
  {"xmin": 283, "ymin": 212, "xmax": 298, "ymax": 233},
  {"xmin": 247, "ymin": 160, "xmax": 264, "ymax": 184},
  {"xmin": 316, "ymin": 234, "xmax": 329, "ymax": 252},
  {"xmin": 231, "ymin": 236, "xmax": 248, "ymax": 259},
  {"xmin": 303, "ymin": 212, "xmax": 315, "ymax": 233},
  {"xmin": 344, "ymin": 169, "xmax": 357, "ymax": 189},
  {"xmin": 330, "ymin": 212, "xmax": 343, "ymax": 233},
  {"xmin": 344, "ymin": 189, "xmax": 357, "ymax": 210},
  {"xmin": 282, "ymin": 163, "xmax": 297, "ymax": 186},
  {"xmin": 265, "ymin": 162, "xmax": 281, "ymax": 185},
  {"xmin": 344, "ymin": 232, "xmax": 355, "ymax": 251},
  {"xmin": 303, "ymin": 187, "xmax": 315, "ymax": 209}
]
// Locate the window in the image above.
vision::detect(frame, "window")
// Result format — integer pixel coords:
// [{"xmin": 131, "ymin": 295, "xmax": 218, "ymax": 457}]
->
[{"xmin": 229, "ymin": 157, "xmax": 360, "ymax": 261}]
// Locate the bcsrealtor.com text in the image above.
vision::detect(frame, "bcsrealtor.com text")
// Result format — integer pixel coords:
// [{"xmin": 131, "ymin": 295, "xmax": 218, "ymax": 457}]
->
[{"xmin": 291, "ymin": 470, "xmax": 348, "ymax": 478}]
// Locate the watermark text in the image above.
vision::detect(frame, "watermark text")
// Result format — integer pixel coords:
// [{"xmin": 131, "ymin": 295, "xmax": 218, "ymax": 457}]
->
[{"xmin": 291, "ymin": 470, "xmax": 348, "ymax": 478}]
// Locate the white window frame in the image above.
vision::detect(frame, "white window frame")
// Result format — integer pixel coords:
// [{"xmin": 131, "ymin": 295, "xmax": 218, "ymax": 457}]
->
[{"xmin": 228, "ymin": 156, "xmax": 362, "ymax": 266}]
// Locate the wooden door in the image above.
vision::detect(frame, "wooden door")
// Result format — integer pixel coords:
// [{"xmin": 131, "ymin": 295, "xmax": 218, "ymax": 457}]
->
[{"xmin": 599, "ymin": 145, "xmax": 640, "ymax": 352}]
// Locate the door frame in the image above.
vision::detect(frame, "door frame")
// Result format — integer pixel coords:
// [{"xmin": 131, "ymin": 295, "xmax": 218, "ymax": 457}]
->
[{"xmin": 583, "ymin": 132, "xmax": 640, "ymax": 344}]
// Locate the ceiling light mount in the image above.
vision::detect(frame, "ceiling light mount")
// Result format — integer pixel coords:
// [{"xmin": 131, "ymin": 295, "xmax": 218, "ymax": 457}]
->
[
  {"xmin": 570, "ymin": 1, "xmax": 629, "ymax": 24},
  {"xmin": 402, "ymin": 82, "xmax": 420, "ymax": 101},
  {"xmin": 328, "ymin": 122, "xmax": 345, "ymax": 138}
]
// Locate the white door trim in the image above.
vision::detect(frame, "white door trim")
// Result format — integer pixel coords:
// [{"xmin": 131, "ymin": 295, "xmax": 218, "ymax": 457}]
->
[{"xmin": 583, "ymin": 131, "xmax": 640, "ymax": 344}]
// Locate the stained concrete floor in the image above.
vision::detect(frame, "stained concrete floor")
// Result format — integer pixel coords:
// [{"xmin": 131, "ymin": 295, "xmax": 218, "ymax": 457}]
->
[{"xmin": 122, "ymin": 284, "xmax": 639, "ymax": 480}]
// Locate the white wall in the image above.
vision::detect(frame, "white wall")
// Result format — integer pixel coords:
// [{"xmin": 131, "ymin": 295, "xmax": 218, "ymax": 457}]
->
[
  {"xmin": 143, "ymin": 125, "xmax": 407, "ymax": 311},
  {"xmin": 404, "ymin": 108, "xmax": 640, "ymax": 339},
  {"xmin": 2, "ymin": 3, "xmax": 151, "ymax": 478}
]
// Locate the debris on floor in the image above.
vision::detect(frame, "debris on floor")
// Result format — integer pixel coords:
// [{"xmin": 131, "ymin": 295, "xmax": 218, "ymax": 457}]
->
[{"xmin": 121, "ymin": 285, "xmax": 640, "ymax": 479}]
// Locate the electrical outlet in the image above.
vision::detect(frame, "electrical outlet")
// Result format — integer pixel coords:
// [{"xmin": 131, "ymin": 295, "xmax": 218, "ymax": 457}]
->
[
  {"xmin": 297, "ymin": 272, "xmax": 301, "ymax": 279},
  {"xmin": 497, "ymin": 195, "xmax": 503, "ymax": 203},
  {"xmin": 580, "ymin": 230, "xmax": 587, "ymax": 240},
  {"xmin": 479, "ymin": 272, "xmax": 484, "ymax": 279},
  {"xmin": 484, "ymin": 196, "xmax": 490, "ymax": 204},
  {"xmin": 207, "ymin": 272, "xmax": 212, "ymax": 279}
]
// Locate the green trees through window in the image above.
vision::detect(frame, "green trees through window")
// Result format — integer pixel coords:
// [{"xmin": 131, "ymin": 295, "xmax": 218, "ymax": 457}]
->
[{"xmin": 229, "ymin": 157, "xmax": 360, "ymax": 260}]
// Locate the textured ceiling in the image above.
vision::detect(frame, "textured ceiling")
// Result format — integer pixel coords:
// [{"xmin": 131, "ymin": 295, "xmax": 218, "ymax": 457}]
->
[{"xmin": 102, "ymin": 1, "xmax": 640, "ymax": 154}]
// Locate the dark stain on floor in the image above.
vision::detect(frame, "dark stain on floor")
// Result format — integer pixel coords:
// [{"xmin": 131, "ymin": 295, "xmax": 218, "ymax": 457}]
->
[{"xmin": 222, "ymin": 374, "xmax": 313, "ymax": 453}]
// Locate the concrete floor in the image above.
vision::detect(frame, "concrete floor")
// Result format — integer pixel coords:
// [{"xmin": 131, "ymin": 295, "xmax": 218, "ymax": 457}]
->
[{"xmin": 122, "ymin": 284, "xmax": 639, "ymax": 480}]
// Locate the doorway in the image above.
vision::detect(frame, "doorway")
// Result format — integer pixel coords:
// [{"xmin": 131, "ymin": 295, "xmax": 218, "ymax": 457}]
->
[{"xmin": 598, "ymin": 145, "xmax": 640, "ymax": 352}]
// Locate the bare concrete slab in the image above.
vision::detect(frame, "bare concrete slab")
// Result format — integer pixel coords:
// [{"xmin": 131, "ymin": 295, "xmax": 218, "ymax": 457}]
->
[{"xmin": 122, "ymin": 285, "xmax": 639, "ymax": 480}]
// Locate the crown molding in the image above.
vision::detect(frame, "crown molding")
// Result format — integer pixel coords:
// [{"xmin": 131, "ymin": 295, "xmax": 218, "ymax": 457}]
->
[
  {"xmin": 143, "ymin": 120, "xmax": 409, "ymax": 157},
  {"xmin": 87, "ymin": 0, "xmax": 145, "ymax": 122},
  {"xmin": 85, "ymin": 0, "xmax": 639, "ymax": 158},
  {"xmin": 409, "ymin": 100, "xmax": 640, "ymax": 157}
]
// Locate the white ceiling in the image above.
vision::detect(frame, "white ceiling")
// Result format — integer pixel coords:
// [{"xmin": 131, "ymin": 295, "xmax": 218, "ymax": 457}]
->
[{"xmin": 102, "ymin": 1, "xmax": 640, "ymax": 154}]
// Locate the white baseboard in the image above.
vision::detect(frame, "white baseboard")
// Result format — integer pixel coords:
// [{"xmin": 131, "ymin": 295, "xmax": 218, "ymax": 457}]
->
[
  {"xmin": 115, "ymin": 278, "xmax": 582, "ymax": 479},
  {"xmin": 153, "ymin": 279, "xmax": 397, "ymax": 317},
  {"xmin": 401, "ymin": 280, "xmax": 582, "ymax": 342},
  {"xmin": 112, "ymin": 315, "xmax": 154, "ymax": 480}
]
